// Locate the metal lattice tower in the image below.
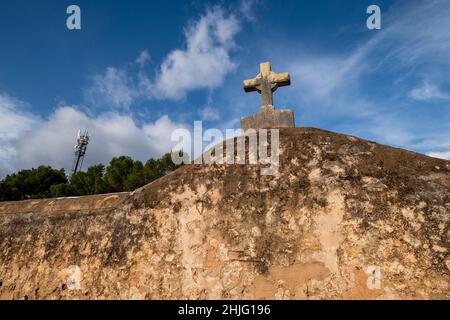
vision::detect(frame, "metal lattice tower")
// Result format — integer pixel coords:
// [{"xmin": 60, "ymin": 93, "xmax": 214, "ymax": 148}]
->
[{"xmin": 71, "ymin": 130, "xmax": 90, "ymax": 175}]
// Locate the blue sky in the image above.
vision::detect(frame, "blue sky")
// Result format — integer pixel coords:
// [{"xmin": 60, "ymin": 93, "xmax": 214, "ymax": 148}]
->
[{"xmin": 0, "ymin": 0, "xmax": 449, "ymax": 176}]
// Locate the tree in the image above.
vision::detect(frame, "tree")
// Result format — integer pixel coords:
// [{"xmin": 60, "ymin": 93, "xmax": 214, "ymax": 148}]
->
[
  {"xmin": 143, "ymin": 158, "xmax": 160, "ymax": 183},
  {"xmin": 68, "ymin": 164, "xmax": 107, "ymax": 196},
  {"xmin": 0, "ymin": 152, "xmax": 185, "ymax": 201},
  {"xmin": 105, "ymin": 156, "xmax": 135, "ymax": 192},
  {"xmin": 69, "ymin": 171, "xmax": 91, "ymax": 196},
  {"xmin": 50, "ymin": 183, "xmax": 76, "ymax": 198},
  {"xmin": 0, "ymin": 166, "xmax": 67, "ymax": 201},
  {"xmin": 158, "ymin": 152, "xmax": 183, "ymax": 175},
  {"xmin": 142, "ymin": 152, "xmax": 184, "ymax": 185},
  {"xmin": 0, "ymin": 181, "xmax": 8, "ymax": 202},
  {"xmin": 124, "ymin": 161, "xmax": 145, "ymax": 191},
  {"xmin": 86, "ymin": 164, "xmax": 108, "ymax": 194}
]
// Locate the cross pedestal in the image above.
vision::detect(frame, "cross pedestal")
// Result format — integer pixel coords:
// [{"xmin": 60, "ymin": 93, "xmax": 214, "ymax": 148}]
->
[
  {"xmin": 241, "ymin": 106, "xmax": 295, "ymax": 131},
  {"xmin": 240, "ymin": 62, "xmax": 295, "ymax": 131}
]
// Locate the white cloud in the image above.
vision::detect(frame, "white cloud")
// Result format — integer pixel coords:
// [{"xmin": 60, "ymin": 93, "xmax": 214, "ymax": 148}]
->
[
  {"xmin": 1, "ymin": 5, "xmax": 248, "ymax": 178},
  {"xmin": 198, "ymin": 106, "xmax": 220, "ymax": 121},
  {"xmin": 85, "ymin": 67, "xmax": 138, "ymax": 109},
  {"xmin": 409, "ymin": 81, "xmax": 450, "ymax": 101},
  {"xmin": 0, "ymin": 99, "xmax": 186, "ymax": 178},
  {"xmin": 427, "ymin": 151, "xmax": 450, "ymax": 160},
  {"xmin": 0, "ymin": 94, "xmax": 39, "ymax": 140},
  {"xmin": 136, "ymin": 50, "xmax": 151, "ymax": 67},
  {"xmin": 84, "ymin": 6, "xmax": 241, "ymax": 107},
  {"xmin": 150, "ymin": 7, "xmax": 240, "ymax": 100},
  {"xmin": 142, "ymin": 115, "xmax": 188, "ymax": 155},
  {"xmin": 239, "ymin": 0, "xmax": 260, "ymax": 21},
  {"xmin": 0, "ymin": 94, "xmax": 40, "ymax": 176}
]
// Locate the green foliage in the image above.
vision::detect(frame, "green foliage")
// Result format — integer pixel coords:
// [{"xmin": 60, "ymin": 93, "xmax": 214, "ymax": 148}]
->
[
  {"xmin": 0, "ymin": 166, "xmax": 67, "ymax": 201},
  {"xmin": 143, "ymin": 158, "xmax": 160, "ymax": 182},
  {"xmin": 70, "ymin": 164, "xmax": 108, "ymax": 196},
  {"xmin": 124, "ymin": 161, "xmax": 145, "ymax": 192},
  {"xmin": 86, "ymin": 164, "xmax": 108, "ymax": 194},
  {"xmin": 158, "ymin": 152, "xmax": 180, "ymax": 174},
  {"xmin": 50, "ymin": 183, "xmax": 76, "ymax": 198},
  {"xmin": 105, "ymin": 156, "xmax": 135, "ymax": 192},
  {"xmin": 143, "ymin": 151, "xmax": 185, "ymax": 182},
  {"xmin": 0, "ymin": 152, "xmax": 186, "ymax": 201}
]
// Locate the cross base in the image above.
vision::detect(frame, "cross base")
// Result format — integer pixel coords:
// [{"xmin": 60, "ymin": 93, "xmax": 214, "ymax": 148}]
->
[{"xmin": 240, "ymin": 106, "xmax": 295, "ymax": 131}]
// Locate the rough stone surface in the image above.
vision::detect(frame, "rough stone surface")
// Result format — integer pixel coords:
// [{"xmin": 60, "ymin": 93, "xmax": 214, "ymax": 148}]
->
[
  {"xmin": 0, "ymin": 128, "xmax": 449, "ymax": 300},
  {"xmin": 241, "ymin": 106, "xmax": 295, "ymax": 131}
]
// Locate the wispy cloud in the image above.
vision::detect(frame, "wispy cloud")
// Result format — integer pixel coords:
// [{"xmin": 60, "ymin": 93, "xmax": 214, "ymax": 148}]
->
[
  {"xmin": 427, "ymin": 151, "xmax": 450, "ymax": 160},
  {"xmin": 135, "ymin": 50, "xmax": 151, "ymax": 68},
  {"xmin": 409, "ymin": 81, "xmax": 450, "ymax": 101},
  {"xmin": 239, "ymin": 0, "xmax": 262, "ymax": 22},
  {"xmin": 274, "ymin": 0, "xmax": 450, "ymax": 156},
  {"xmin": 198, "ymin": 106, "xmax": 220, "ymax": 121},
  {"xmin": 288, "ymin": 0, "xmax": 450, "ymax": 101},
  {"xmin": 84, "ymin": 67, "xmax": 138, "ymax": 109}
]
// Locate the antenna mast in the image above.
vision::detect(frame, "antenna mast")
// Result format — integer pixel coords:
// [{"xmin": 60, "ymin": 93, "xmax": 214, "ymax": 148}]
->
[{"xmin": 71, "ymin": 129, "xmax": 90, "ymax": 175}]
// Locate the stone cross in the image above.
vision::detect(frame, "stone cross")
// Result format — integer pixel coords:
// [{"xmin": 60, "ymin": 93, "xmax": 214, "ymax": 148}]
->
[
  {"xmin": 240, "ymin": 61, "xmax": 295, "ymax": 130},
  {"xmin": 243, "ymin": 62, "xmax": 291, "ymax": 110}
]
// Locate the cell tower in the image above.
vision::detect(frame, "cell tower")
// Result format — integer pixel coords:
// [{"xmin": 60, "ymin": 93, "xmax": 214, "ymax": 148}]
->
[{"xmin": 71, "ymin": 129, "xmax": 90, "ymax": 175}]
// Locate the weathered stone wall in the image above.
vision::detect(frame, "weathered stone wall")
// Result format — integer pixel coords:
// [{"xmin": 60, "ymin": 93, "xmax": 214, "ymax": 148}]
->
[{"xmin": 0, "ymin": 128, "xmax": 449, "ymax": 300}]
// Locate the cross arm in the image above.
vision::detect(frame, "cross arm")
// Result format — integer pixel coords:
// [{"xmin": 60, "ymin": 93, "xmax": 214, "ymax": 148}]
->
[
  {"xmin": 272, "ymin": 72, "xmax": 291, "ymax": 87},
  {"xmin": 243, "ymin": 77, "xmax": 261, "ymax": 92}
]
